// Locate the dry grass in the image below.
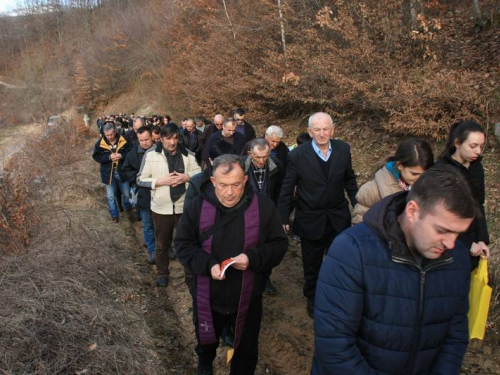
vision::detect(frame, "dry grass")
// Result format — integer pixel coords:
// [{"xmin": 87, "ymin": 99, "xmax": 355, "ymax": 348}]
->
[{"xmin": 0, "ymin": 117, "xmax": 165, "ymax": 374}]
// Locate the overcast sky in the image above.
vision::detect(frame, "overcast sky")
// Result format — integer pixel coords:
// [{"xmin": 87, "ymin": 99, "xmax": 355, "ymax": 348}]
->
[{"xmin": 0, "ymin": 0, "xmax": 22, "ymax": 14}]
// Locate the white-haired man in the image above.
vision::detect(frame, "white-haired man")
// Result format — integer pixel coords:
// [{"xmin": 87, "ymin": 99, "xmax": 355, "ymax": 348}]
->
[
  {"xmin": 242, "ymin": 125, "xmax": 289, "ymax": 169},
  {"xmin": 278, "ymin": 112, "xmax": 358, "ymax": 318}
]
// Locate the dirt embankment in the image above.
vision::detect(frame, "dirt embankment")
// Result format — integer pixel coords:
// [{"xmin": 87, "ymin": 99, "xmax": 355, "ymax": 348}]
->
[{"xmin": 1, "ymin": 113, "xmax": 499, "ymax": 374}]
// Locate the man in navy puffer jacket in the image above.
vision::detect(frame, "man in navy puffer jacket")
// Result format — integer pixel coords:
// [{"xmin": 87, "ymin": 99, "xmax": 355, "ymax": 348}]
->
[{"xmin": 312, "ymin": 165, "xmax": 476, "ymax": 375}]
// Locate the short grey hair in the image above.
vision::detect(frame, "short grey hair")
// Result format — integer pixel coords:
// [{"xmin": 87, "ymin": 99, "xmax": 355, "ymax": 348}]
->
[
  {"xmin": 103, "ymin": 123, "xmax": 115, "ymax": 133},
  {"xmin": 134, "ymin": 117, "xmax": 146, "ymax": 127},
  {"xmin": 250, "ymin": 138, "xmax": 270, "ymax": 152},
  {"xmin": 214, "ymin": 114, "xmax": 224, "ymax": 122},
  {"xmin": 265, "ymin": 125, "xmax": 284, "ymax": 138},
  {"xmin": 212, "ymin": 154, "xmax": 244, "ymax": 175},
  {"xmin": 308, "ymin": 112, "xmax": 334, "ymax": 128}
]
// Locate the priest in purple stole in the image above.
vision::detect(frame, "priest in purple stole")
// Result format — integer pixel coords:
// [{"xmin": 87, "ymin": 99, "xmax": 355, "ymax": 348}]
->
[{"xmin": 175, "ymin": 154, "xmax": 288, "ymax": 375}]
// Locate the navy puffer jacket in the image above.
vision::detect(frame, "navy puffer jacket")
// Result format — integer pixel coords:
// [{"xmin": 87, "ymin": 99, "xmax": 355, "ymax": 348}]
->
[{"xmin": 312, "ymin": 192, "xmax": 470, "ymax": 375}]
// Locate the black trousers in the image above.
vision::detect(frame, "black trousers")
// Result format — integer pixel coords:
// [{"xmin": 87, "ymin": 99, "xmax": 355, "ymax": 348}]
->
[
  {"xmin": 301, "ymin": 225, "xmax": 337, "ymax": 300},
  {"xmin": 194, "ymin": 296, "xmax": 263, "ymax": 375}
]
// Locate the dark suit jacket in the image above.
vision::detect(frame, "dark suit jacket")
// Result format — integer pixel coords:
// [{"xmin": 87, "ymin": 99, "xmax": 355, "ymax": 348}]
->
[
  {"xmin": 179, "ymin": 128, "xmax": 202, "ymax": 162},
  {"xmin": 237, "ymin": 121, "xmax": 256, "ymax": 143},
  {"xmin": 200, "ymin": 123, "xmax": 216, "ymax": 148},
  {"xmin": 204, "ymin": 130, "xmax": 246, "ymax": 161},
  {"xmin": 278, "ymin": 140, "xmax": 358, "ymax": 240}
]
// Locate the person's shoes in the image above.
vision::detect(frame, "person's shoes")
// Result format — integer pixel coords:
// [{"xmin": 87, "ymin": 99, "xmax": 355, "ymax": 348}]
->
[
  {"xmin": 147, "ymin": 253, "xmax": 156, "ymax": 265},
  {"xmin": 197, "ymin": 362, "xmax": 213, "ymax": 375},
  {"xmin": 265, "ymin": 278, "xmax": 277, "ymax": 295},
  {"xmin": 222, "ymin": 333, "xmax": 234, "ymax": 348},
  {"xmin": 168, "ymin": 247, "xmax": 176, "ymax": 260},
  {"xmin": 126, "ymin": 209, "xmax": 136, "ymax": 223},
  {"xmin": 221, "ymin": 323, "xmax": 234, "ymax": 348},
  {"xmin": 307, "ymin": 299, "xmax": 315, "ymax": 319},
  {"xmin": 111, "ymin": 217, "xmax": 119, "ymax": 224},
  {"xmin": 156, "ymin": 276, "xmax": 168, "ymax": 287}
]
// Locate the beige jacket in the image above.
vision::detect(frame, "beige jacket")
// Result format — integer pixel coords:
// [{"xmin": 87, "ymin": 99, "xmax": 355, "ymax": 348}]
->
[
  {"xmin": 351, "ymin": 166, "xmax": 401, "ymax": 224},
  {"xmin": 137, "ymin": 146, "xmax": 201, "ymax": 215}
]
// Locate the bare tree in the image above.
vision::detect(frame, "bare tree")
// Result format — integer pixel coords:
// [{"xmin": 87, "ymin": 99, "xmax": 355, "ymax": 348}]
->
[
  {"xmin": 277, "ymin": 0, "xmax": 287, "ymax": 61},
  {"xmin": 222, "ymin": 0, "xmax": 236, "ymax": 41},
  {"xmin": 472, "ymin": 0, "xmax": 482, "ymax": 24}
]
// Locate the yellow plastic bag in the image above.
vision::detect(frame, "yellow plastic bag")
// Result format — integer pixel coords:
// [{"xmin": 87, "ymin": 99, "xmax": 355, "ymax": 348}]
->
[{"xmin": 468, "ymin": 258, "xmax": 492, "ymax": 340}]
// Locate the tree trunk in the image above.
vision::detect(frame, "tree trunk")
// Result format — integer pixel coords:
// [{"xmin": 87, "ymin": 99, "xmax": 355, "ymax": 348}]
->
[
  {"xmin": 222, "ymin": 0, "xmax": 236, "ymax": 41},
  {"xmin": 472, "ymin": 0, "xmax": 482, "ymax": 22},
  {"xmin": 277, "ymin": 0, "xmax": 287, "ymax": 61}
]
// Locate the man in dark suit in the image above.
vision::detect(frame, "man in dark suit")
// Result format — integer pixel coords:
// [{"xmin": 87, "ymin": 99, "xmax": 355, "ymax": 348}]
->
[
  {"xmin": 278, "ymin": 112, "xmax": 358, "ymax": 318},
  {"xmin": 234, "ymin": 108, "xmax": 256, "ymax": 144},
  {"xmin": 204, "ymin": 118, "xmax": 246, "ymax": 162},
  {"xmin": 200, "ymin": 114, "xmax": 224, "ymax": 157},
  {"xmin": 179, "ymin": 118, "xmax": 203, "ymax": 164}
]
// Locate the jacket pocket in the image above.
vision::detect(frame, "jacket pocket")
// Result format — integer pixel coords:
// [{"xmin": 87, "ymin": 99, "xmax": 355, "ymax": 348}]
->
[{"xmin": 152, "ymin": 186, "xmax": 170, "ymax": 206}]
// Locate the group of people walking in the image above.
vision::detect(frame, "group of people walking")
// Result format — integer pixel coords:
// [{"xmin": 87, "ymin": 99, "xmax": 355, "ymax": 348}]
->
[{"xmin": 92, "ymin": 110, "xmax": 490, "ymax": 375}]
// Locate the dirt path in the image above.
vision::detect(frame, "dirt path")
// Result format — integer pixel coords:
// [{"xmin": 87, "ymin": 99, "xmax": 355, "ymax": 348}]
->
[
  {"xmin": 0, "ymin": 122, "xmax": 45, "ymax": 170},
  {"xmin": 0, "ymin": 78, "xmax": 70, "ymax": 92}
]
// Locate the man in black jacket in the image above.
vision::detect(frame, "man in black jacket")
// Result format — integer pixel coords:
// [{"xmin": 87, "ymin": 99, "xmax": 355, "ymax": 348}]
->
[
  {"xmin": 121, "ymin": 127, "xmax": 156, "ymax": 264},
  {"xmin": 92, "ymin": 123, "xmax": 132, "ymax": 223},
  {"xmin": 278, "ymin": 112, "xmax": 358, "ymax": 318},
  {"xmin": 175, "ymin": 154, "xmax": 288, "ymax": 375},
  {"xmin": 204, "ymin": 118, "xmax": 246, "ymax": 162},
  {"xmin": 234, "ymin": 108, "xmax": 256, "ymax": 144},
  {"xmin": 179, "ymin": 118, "xmax": 203, "ymax": 164},
  {"xmin": 124, "ymin": 117, "xmax": 145, "ymax": 146},
  {"xmin": 242, "ymin": 138, "xmax": 284, "ymax": 206},
  {"xmin": 199, "ymin": 114, "xmax": 224, "ymax": 158},
  {"xmin": 242, "ymin": 138, "xmax": 284, "ymax": 295}
]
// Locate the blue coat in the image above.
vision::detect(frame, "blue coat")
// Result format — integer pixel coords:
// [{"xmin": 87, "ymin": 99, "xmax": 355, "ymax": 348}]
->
[{"xmin": 312, "ymin": 192, "xmax": 470, "ymax": 375}]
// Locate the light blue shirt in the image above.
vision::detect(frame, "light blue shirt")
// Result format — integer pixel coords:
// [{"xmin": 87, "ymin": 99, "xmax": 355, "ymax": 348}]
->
[{"xmin": 311, "ymin": 140, "xmax": 332, "ymax": 162}]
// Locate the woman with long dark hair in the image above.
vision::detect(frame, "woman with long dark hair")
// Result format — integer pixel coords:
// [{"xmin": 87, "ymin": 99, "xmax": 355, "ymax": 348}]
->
[
  {"xmin": 352, "ymin": 138, "xmax": 434, "ymax": 224},
  {"xmin": 436, "ymin": 120, "xmax": 490, "ymax": 265}
]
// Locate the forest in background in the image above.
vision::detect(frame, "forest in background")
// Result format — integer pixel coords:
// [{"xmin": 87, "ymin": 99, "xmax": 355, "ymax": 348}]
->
[{"xmin": 0, "ymin": 0, "xmax": 499, "ymax": 139}]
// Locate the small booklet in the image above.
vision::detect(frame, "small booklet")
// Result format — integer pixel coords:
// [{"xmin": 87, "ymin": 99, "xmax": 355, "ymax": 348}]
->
[{"xmin": 219, "ymin": 258, "xmax": 236, "ymax": 278}]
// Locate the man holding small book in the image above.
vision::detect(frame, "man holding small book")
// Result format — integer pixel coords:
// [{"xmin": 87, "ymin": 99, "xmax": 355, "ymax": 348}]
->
[{"xmin": 175, "ymin": 154, "xmax": 288, "ymax": 375}]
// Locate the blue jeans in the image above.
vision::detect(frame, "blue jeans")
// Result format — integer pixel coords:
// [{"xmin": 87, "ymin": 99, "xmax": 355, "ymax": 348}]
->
[
  {"xmin": 105, "ymin": 171, "xmax": 131, "ymax": 219},
  {"xmin": 139, "ymin": 209, "xmax": 156, "ymax": 255}
]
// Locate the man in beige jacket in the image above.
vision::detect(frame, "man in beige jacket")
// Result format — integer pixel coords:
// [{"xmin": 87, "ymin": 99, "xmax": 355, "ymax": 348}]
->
[{"xmin": 138, "ymin": 123, "xmax": 201, "ymax": 287}]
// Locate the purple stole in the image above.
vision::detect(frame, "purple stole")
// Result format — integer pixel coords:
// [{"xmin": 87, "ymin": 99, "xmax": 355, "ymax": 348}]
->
[{"xmin": 197, "ymin": 194, "xmax": 260, "ymax": 351}]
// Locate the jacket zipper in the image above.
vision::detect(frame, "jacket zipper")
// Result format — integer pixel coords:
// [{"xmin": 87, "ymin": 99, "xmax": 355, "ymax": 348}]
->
[{"xmin": 391, "ymin": 252, "xmax": 453, "ymax": 374}]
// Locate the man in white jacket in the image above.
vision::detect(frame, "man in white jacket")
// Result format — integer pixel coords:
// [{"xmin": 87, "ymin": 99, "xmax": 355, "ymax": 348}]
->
[{"xmin": 138, "ymin": 123, "xmax": 201, "ymax": 287}]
